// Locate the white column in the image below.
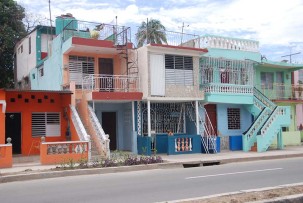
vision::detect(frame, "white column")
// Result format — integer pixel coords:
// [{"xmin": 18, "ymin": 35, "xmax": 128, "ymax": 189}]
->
[
  {"xmin": 147, "ymin": 100, "xmax": 151, "ymax": 137},
  {"xmin": 131, "ymin": 101, "xmax": 137, "ymax": 154},
  {"xmin": 132, "ymin": 101, "xmax": 135, "ymax": 131},
  {"xmin": 195, "ymin": 100, "xmax": 200, "ymax": 134}
]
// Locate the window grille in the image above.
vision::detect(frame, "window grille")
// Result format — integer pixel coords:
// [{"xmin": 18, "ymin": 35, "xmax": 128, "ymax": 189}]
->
[
  {"xmin": 227, "ymin": 108, "xmax": 240, "ymax": 130},
  {"xmin": 142, "ymin": 103, "xmax": 185, "ymax": 134},
  {"xmin": 32, "ymin": 112, "xmax": 60, "ymax": 137},
  {"xmin": 69, "ymin": 55, "xmax": 95, "ymax": 88}
]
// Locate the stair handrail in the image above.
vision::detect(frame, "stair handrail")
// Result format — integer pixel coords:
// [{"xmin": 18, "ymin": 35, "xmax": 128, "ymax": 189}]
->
[
  {"xmin": 253, "ymin": 87, "xmax": 276, "ymax": 110},
  {"xmin": 87, "ymin": 105, "xmax": 110, "ymax": 157},
  {"xmin": 243, "ymin": 107, "xmax": 270, "ymax": 140},
  {"xmin": 253, "ymin": 97, "xmax": 267, "ymax": 111},
  {"xmin": 70, "ymin": 105, "xmax": 90, "ymax": 141},
  {"xmin": 260, "ymin": 106, "xmax": 287, "ymax": 136}
]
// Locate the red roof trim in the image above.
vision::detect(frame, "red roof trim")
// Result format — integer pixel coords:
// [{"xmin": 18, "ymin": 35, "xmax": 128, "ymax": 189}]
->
[
  {"xmin": 72, "ymin": 37, "xmax": 133, "ymax": 49},
  {"xmin": 92, "ymin": 92, "xmax": 143, "ymax": 100}
]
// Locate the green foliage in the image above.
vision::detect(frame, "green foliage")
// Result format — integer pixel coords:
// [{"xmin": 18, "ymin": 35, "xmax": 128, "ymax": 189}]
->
[
  {"xmin": 0, "ymin": 0, "xmax": 26, "ymax": 88},
  {"xmin": 136, "ymin": 19, "xmax": 167, "ymax": 48}
]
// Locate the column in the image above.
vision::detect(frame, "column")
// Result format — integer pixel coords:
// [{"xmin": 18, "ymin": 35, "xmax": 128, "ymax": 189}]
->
[
  {"xmin": 195, "ymin": 100, "xmax": 200, "ymax": 134},
  {"xmin": 147, "ymin": 100, "xmax": 151, "ymax": 137}
]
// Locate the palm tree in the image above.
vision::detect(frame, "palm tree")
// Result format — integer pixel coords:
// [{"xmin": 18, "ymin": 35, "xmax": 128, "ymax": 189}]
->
[{"xmin": 136, "ymin": 19, "xmax": 168, "ymax": 47}]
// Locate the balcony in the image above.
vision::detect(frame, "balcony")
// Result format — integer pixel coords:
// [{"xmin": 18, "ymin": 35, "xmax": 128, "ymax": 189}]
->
[
  {"xmin": 82, "ymin": 74, "xmax": 142, "ymax": 101},
  {"xmin": 255, "ymin": 83, "xmax": 303, "ymax": 101},
  {"xmin": 83, "ymin": 74, "xmax": 140, "ymax": 92}
]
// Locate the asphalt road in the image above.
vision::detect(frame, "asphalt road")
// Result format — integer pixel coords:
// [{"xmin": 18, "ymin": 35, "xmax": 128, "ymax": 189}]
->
[{"xmin": 1, "ymin": 157, "xmax": 303, "ymax": 203}]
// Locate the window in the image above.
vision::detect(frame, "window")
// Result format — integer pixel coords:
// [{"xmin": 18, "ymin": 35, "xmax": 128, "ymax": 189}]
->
[
  {"xmin": 165, "ymin": 55, "xmax": 193, "ymax": 85},
  {"xmin": 39, "ymin": 67, "xmax": 44, "ymax": 77},
  {"xmin": 69, "ymin": 56, "xmax": 95, "ymax": 88},
  {"xmin": 261, "ymin": 72, "xmax": 274, "ymax": 89},
  {"xmin": 29, "ymin": 37, "xmax": 31, "ymax": 54},
  {"xmin": 32, "ymin": 113, "xmax": 60, "ymax": 137},
  {"xmin": 227, "ymin": 108, "xmax": 241, "ymax": 130}
]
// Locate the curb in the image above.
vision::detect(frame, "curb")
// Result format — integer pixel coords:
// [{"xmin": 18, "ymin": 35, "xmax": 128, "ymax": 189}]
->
[
  {"xmin": 0, "ymin": 162, "xmax": 183, "ymax": 184},
  {"xmin": 1, "ymin": 153, "xmax": 303, "ymax": 184}
]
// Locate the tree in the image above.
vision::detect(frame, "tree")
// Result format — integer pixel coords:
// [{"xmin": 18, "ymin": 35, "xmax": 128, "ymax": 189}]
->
[
  {"xmin": 0, "ymin": 0, "xmax": 26, "ymax": 88},
  {"xmin": 136, "ymin": 19, "xmax": 167, "ymax": 48}
]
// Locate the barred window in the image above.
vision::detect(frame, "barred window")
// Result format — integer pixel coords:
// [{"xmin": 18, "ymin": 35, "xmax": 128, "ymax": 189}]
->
[
  {"xmin": 165, "ymin": 55, "xmax": 193, "ymax": 85},
  {"xmin": 227, "ymin": 108, "xmax": 240, "ymax": 130},
  {"xmin": 32, "ymin": 113, "xmax": 60, "ymax": 137},
  {"xmin": 69, "ymin": 55, "xmax": 95, "ymax": 88}
]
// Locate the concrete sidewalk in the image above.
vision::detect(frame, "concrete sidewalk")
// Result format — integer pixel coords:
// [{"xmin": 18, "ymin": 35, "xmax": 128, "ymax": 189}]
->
[{"xmin": 1, "ymin": 146, "xmax": 303, "ymax": 183}]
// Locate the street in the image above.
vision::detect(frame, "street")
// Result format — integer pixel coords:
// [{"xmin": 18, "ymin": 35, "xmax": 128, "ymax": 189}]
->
[{"xmin": 1, "ymin": 157, "xmax": 303, "ymax": 203}]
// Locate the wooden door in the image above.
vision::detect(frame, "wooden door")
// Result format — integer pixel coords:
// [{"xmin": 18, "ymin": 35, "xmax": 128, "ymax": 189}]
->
[{"xmin": 204, "ymin": 104, "xmax": 217, "ymax": 135}]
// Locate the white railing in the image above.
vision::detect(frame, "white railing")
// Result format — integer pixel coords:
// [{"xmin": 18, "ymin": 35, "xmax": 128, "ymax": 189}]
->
[
  {"xmin": 255, "ymin": 83, "xmax": 303, "ymax": 101},
  {"xmin": 253, "ymin": 87, "xmax": 276, "ymax": 110},
  {"xmin": 87, "ymin": 105, "xmax": 110, "ymax": 157},
  {"xmin": 260, "ymin": 106, "xmax": 289, "ymax": 136},
  {"xmin": 82, "ymin": 74, "xmax": 140, "ymax": 92},
  {"xmin": 186, "ymin": 102, "xmax": 217, "ymax": 153},
  {"xmin": 203, "ymin": 84, "xmax": 253, "ymax": 94},
  {"xmin": 45, "ymin": 141, "xmax": 89, "ymax": 155},
  {"xmin": 253, "ymin": 97, "xmax": 266, "ymax": 111},
  {"xmin": 70, "ymin": 105, "xmax": 90, "ymax": 141},
  {"xmin": 198, "ymin": 35, "xmax": 259, "ymax": 52}
]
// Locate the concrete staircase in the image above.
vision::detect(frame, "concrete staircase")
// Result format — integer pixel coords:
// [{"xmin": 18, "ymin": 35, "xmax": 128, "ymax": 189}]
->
[{"xmin": 243, "ymin": 88, "xmax": 291, "ymax": 152}]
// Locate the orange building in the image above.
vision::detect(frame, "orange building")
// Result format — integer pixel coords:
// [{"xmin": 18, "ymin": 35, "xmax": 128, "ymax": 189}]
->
[{"xmin": 0, "ymin": 89, "xmax": 78, "ymax": 156}]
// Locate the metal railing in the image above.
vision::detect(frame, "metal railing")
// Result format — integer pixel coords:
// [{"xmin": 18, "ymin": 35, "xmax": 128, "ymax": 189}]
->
[
  {"xmin": 82, "ymin": 74, "xmax": 140, "ymax": 92},
  {"xmin": 255, "ymin": 83, "xmax": 303, "ymax": 101},
  {"xmin": 135, "ymin": 30, "xmax": 200, "ymax": 48},
  {"xmin": 87, "ymin": 105, "xmax": 110, "ymax": 158},
  {"xmin": 62, "ymin": 20, "xmax": 131, "ymax": 45}
]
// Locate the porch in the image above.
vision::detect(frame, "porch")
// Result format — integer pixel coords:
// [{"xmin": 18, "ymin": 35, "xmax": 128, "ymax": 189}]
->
[{"xmin": 255, "ymin": 83, "xmax": 303, "ymax": 101}]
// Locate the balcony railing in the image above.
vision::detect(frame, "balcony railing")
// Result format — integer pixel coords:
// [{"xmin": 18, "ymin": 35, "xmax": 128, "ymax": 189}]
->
[
  {"xmin": 135, "ymin": 30, "xmax": 200, "ymax": 48},
  {"xmin": 82, "ymin": 74, "xmax": 140, "ymax": 92},
  {"xmin": 62, "ymin": 20, "xmax": 131, "ymax": 45},
  {"xmin": 255, "ymin": 83, "xmax": 303, "ymax": 101},
  {"xmin": 202, "ymin": 83, "xmax": 253, "ymax": 94}
]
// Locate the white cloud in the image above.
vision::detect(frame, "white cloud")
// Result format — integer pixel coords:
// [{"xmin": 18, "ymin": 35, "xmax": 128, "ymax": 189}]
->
[{"xmin": 16, "ymin": 0, "xmax": 303, "ymax": 61}]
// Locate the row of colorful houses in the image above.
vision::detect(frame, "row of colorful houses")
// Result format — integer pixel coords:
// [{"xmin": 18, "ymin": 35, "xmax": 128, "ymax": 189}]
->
[{"xmin": 1, "ymin": 13, "xmax": 303, "ymax": 167}]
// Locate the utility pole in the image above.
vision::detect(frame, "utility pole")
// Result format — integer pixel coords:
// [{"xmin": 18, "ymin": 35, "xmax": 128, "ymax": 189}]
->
[
  {"xmin": 146, "ymin": 18, "xmax": 149, "ymax": 44},
  {"xmin": 180, "ymin": 22, "xmax": 189, "ymax": 45},
  {"xmin": 48, "ymin": 0, "xmax": 53, "ymax": 40}
]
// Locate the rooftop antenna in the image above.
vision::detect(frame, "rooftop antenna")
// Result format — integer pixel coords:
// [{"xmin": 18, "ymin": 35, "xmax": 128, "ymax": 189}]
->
[
  {"xmin": 48, "ymin": 0, "xmax": 53, "ymax": 40},
  {"xmin": 181, "ymin": 22, "xmax": 189, "ymax": 45}
]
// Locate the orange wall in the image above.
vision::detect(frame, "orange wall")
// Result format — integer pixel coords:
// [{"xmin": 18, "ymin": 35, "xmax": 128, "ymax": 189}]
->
[
  {"xmin": 5, "ymin": 91, "xmax": 72, "ymax": 155},
  {"xmin": 0, "ymin": 90, "xmax": 6, "ymax": 144},
  {"xmin": 40, "ymin": 142, "xmax": 88, "ymax": 165},
  {"xmin": 0, "ymin": 145, "xmax": 12, "ymax": 168}
]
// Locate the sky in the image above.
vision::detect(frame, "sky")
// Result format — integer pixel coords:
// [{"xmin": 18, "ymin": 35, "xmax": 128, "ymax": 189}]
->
[{"xmin": 16, "ymin": 0, "xmax": 303, "ymax": 63}]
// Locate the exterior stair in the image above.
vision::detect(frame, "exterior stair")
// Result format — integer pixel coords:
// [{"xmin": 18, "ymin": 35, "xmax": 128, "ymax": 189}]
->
[
  {"xmin": 186, "ymin": 102, "xmax": 217, "ymax": 154},
  {"xmin": 243, "ymin": 87, "xmax": 290, "ymax": 152}
]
